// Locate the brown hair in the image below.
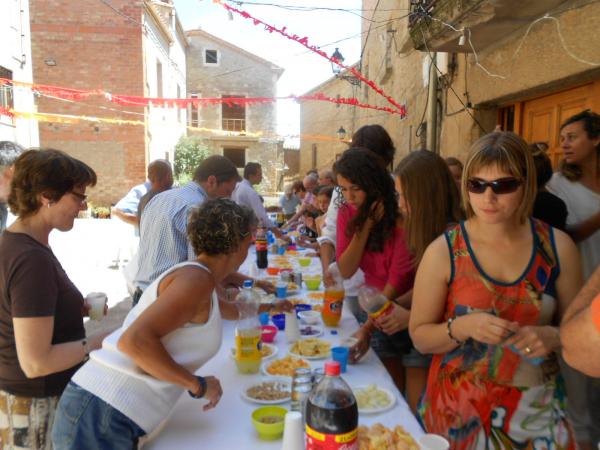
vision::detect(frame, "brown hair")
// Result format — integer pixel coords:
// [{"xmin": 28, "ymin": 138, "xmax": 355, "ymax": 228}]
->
[
  {"xmin": 9, "ymin": 149, "xmax": 96, "ymax": 218},
  {"xmin": 445, "ymin": 156, "xmax": 463, "ymax": 170},
  {"xmin": 350, "ymin": 124, "xmax": 396, "ymax": 167},
  {"xmin": 187, "ymin": 199, "xmax": 256, "ymax": 256},
  {"xmin": 193, "ymin": 155, "xmax": 241, "ymax": 183},
  {"xmin": 461, "ymin": 132, "xmax": 536, "ymax": 224},
  {"xmin": 394, "ymin": 150, "xmax": 463, "ymax": 264},
  {"xmin": 529, "ymin": 142, "xmax": 553, "ymax": 187},
  {"xmin": 559, "ymin": 110, "xmax": 600, "ymax": 181}
]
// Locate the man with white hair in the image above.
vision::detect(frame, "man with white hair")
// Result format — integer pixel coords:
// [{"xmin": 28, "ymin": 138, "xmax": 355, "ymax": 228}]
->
[
  {"xmin": 283, "ymin": 172, "xmax": 319, "ymax": 228},
  {"xmin": 0, "ymin": 141, "xmax": 26, "ymax": 234}
]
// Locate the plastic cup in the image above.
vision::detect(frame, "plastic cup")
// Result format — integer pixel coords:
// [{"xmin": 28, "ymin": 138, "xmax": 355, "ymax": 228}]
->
[
  {"xmin": 281, "ymin": 411, "xmax": 304, "ymax": 450},
  {"xmin": 277, "ymin": 246, "xmax": 286, "ymax": 255},
  {"xmin": 258, "ymin": 312, "xmax": 270, "ymax": 326},
  {"xmin": 86, "ymin": 292, "xmax": 107, "ymax": 321},
  {"xmin": 331, "ymin": 347, "xmax": 349, "ymax": 373},
  {"xmin": 418, "ymin": 434, "xmax": 450, "ymax": 450},
  {"xmin": 275, "ymin": 281, "xmax": 288, "ymax": 299}
]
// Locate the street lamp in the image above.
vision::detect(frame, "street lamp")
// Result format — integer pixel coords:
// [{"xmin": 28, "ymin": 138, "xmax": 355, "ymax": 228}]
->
[
  {"xmin": 330, "ymin": 48, "xmax": 360, "ymax": 86},
  {"xmin": 337, "ymin": 126, "xmax": 347, "ymax": 140}
]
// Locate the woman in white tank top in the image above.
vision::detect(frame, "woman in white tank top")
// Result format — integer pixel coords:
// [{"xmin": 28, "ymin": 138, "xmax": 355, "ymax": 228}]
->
[{"xmin": 51, "ymin": 199, "xmax": 258, "ymax": 450}]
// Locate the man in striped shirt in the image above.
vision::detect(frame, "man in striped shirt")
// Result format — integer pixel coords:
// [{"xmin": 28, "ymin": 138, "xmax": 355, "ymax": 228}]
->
[{"xmin": 132, "ymin": 155, "xmax": 241, "ymax": 305}]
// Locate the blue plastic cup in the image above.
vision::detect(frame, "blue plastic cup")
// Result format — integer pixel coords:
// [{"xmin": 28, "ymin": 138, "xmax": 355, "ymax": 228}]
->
[
  {"xmin": 275, "ymin": 282, "xmax": 288, "ymax": 299},
  {"xmin": 277, "ymin": 246, "xmax": 286, "ymax": 255},
  {"xmin": 331, "ymin": 347, "xmax": 349, "ymax": 373},
  {"xmin": 258, "ymin": 312, "xmax": 270, "ymax": 326}
]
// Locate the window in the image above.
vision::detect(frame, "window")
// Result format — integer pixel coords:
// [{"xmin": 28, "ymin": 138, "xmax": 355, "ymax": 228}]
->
[
  {"xmin": 0, "ymin": 66, "xmax": 13, "ymax": 112},
  {"xmin": 204, "ymin": 49, "xmax": 218, "ymax": 65},
  {"xmin": 189, "ymin": 92, "xmax": 199, "ymax": 127},
  {"xmin": 222, "ymin": 95, "xmax": 245, "ymax": 132},
  {"xmin": 156, "ymin": 61, "xmax": 163, "ymax": 98},
  {"xmin": 223, "ymin": 148, "xmax": 246, "ymax": 168}
]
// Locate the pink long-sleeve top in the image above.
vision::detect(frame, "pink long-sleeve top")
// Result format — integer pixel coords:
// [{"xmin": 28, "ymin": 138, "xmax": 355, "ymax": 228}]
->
[{"xmin": 336, "ymin": 204, "xmax": 415, "ymax": 294}]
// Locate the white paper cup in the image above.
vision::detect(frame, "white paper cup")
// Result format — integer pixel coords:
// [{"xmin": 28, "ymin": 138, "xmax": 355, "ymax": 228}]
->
[
  {"xmin": 86, "ymin": 292, "xmax": 107, "ymax": 321},
  {"xmin": 281, "ymin": 411, "xmax": 304, "ymax": 450},
  {"xmin": 418, "ymin": 434, "xmax": 449, "ymax": 450}
]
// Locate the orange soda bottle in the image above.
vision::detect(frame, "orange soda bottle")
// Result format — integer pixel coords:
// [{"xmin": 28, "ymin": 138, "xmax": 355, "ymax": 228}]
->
[{"xmin": 322, "ymin": 263, "xmax": 345, "ymax": 327}]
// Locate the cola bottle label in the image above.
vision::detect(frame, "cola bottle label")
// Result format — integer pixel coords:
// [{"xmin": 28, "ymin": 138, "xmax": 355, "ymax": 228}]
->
[{"xmin": 306, "ymin": 424, "xmax": 358, "ymax": 450}]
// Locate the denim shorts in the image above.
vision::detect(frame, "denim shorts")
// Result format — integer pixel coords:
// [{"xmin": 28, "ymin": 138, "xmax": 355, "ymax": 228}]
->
[
  {"xmin": 52, "ymin": 382, "xmax": 145, "ymax": 450},
  {"xmin": 346, "ymin": 296, "xmax": 431, "ymax": 366}
]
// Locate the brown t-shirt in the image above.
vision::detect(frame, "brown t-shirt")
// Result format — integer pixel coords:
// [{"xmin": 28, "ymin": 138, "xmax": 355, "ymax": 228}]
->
[{"xmin": 0, "ymin": 231, "xmax": 85, "ymax": 397}]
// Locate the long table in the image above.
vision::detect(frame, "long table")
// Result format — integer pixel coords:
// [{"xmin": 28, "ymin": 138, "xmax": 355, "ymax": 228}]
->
[{"xmin": 143, "ymin": 251, "xmax": 423, "ymax": 449}]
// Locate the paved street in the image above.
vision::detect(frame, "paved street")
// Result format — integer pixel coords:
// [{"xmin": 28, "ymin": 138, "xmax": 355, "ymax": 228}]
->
[{"xmin": 45, "ymin": 217, "xmax": 137, "ymax": 332}]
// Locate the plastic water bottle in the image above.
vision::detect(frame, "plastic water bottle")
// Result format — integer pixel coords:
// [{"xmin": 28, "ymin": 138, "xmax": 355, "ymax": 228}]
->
[
  {"xmin": 234, "ymin": 280, "xmax": 262, "ymax": 374},
  {"xmin": 357, "ymin": 285, "xmax": 394, "ymax": 324}
]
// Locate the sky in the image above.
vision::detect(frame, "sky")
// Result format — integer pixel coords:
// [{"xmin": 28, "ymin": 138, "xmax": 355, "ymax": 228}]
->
[{"xmin": 172, "ymin": 0, "xmax": 362, "ymax": 137}]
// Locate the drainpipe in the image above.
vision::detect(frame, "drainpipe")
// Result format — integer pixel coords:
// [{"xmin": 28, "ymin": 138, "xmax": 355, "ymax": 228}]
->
[{"xmin": 426, "ymin": 52, "xmax": 438, "ymax": 153}]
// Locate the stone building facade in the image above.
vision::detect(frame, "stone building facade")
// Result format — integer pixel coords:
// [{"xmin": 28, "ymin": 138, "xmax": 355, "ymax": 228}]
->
[
  {"xmin": 301, "ymin": 0, "xmax": 600, "ymax": 171},
  {"xmin": 29, "ymin": 0, "xmax": 187, "ymax": 205},
  {"xmin": 186, "ymin": 29, "xmax": 284, "ymax": 194}
]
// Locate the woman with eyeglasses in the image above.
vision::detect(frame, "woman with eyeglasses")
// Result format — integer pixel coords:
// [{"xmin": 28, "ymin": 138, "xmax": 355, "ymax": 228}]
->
[
  {"xmin": 409, "ymin": 132, "xmax": 582, "ymax": 449},
  {"xmin": 0, "ymin": 149, "xmax": 113, "ymax": 449},
  {"xmin": 52, "ymin": 199, "xmax": 256, "ymax": 450}
]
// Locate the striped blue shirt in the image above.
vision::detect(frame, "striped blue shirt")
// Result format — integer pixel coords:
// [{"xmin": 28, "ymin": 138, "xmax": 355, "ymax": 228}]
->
[{"xmin": 134, "ymin": 181, "xmax": 207, "ymax": 290}]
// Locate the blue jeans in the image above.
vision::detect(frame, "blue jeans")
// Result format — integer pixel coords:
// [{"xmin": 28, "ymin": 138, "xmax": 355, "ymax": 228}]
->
[{"xmin": 52, "ymin": 382, "xmax": 145, "ymax": 450}]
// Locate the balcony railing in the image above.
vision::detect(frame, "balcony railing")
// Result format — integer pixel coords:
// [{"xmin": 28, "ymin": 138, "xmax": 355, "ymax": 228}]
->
[{"xmin": 222, "ymin": 118, "xmax": 246, "ymax": 132}]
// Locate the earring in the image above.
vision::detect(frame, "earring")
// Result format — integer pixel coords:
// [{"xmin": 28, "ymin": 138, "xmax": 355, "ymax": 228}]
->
[{"xmin": 47, "ymin": 202, "xmax": 52, "ymax": 208}]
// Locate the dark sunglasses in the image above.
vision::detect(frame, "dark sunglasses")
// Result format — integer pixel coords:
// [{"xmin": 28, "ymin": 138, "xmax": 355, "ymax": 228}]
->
[{"xmin": 466, "ymin": 177, "xmax": 522, "ymax": 195}]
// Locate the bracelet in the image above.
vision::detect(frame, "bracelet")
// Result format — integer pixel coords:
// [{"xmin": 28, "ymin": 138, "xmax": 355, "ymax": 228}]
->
[
  {"xmin": 188, "ymin": 375, "xmax": 207, "ymax": 399},
  {"xmin": 447, "ymin": 317, "xmax": 464, "ymax": 346}
]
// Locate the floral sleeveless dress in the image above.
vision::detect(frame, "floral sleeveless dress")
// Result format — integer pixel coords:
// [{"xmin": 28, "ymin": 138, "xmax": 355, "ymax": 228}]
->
[{"xmin": 418, "ymin": 219, "xmax": 574, "ymax": 450}]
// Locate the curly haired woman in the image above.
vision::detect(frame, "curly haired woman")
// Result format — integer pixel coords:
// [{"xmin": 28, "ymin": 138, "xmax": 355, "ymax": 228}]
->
[{"xmin": 52, "ymin": 199, "xmax": 257, "ymax": 450}]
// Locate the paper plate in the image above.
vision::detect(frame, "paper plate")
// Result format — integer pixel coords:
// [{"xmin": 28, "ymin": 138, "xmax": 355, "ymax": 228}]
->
[
  {"xmin": 352, "ymin": 385, "xmax": 396, "ymax": 414},
  {"xmin": 288, "ymin": 338, "xmax": 331, "ymax": 360},
  {"xmin": 261, "ymin": 356, "xmax": 311, "ymax": 378},
  {"xmin": 241, "ymin": 378, "xmax": 291, "ymax": 405}
]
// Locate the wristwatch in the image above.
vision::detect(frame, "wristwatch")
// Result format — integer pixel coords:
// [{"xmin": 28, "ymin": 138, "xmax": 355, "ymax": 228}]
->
[{"xmin": 188, "ymin": 375, "xmax": 207, "ymax": 399}]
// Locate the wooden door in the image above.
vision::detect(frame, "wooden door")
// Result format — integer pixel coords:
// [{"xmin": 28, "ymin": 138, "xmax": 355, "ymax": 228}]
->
[{"xmin": 520, "ymin": 82, "xmax": 600, "ymax": 167}]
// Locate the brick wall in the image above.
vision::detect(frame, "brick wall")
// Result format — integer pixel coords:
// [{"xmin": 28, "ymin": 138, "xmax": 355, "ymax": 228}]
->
[{"xmin": 29, "ymin": 0, "xmax": 146, "ymax": 206}]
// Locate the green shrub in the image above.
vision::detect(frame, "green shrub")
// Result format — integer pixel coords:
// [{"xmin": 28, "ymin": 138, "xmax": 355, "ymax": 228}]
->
[{"xmin": 174, "ymin": 135, "xmax": 210, "ymax": 186}]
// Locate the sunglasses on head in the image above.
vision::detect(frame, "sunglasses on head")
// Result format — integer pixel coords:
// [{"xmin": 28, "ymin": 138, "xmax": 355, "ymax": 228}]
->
[{"xmin": 466, "ymin": 177, "xmax": 522, "ymax": 195}]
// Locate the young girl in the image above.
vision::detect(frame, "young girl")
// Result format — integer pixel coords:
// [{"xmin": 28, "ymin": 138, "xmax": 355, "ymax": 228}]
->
[
  {"xmin": 410, "ymin": 132, "xmax": 581, "ymax": 449},
  {"xmin": 334, "ymin": 148, "xmax": 414, "ymax": 388},
  {"xmin": 391, "ymin": 149, "xmax": 464, "ymax": 412}
]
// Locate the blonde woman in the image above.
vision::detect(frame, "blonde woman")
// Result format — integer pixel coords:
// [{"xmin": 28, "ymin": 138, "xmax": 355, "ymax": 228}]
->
[{"xmin": 410, "ymin": 132, "xmax": 582, "ymax": 449}]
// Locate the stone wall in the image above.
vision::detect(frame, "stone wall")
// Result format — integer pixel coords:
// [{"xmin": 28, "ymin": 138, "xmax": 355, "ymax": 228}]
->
[
  {"xmin": 186, "ymin": 30, "xmax": 283, "ymax": 193},
  {"xmin": 300, "ymin": 0, "xmax": 600, "ymax": 169}
]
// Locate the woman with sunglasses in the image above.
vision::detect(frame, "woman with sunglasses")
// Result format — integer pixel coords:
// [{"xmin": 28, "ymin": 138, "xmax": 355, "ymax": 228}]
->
[
  {"xmin": 410, "ymin": 132, "xmax": 582, "ymax": 449},
  {"xmin": 52, "ymin": 199, "xmax": 256, "ymax": 449},
  {"xmin": 0, "ymin": 149, "xmax": 114, "ymax": 449}
]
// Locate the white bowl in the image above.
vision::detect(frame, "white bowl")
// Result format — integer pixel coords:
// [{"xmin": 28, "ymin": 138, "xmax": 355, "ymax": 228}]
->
[{"xmin": 297, "ymin": 310, "xmax": 320, "ymax": 325}]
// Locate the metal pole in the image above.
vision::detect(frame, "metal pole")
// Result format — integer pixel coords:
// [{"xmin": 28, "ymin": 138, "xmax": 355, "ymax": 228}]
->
[{"xmin": 426, "ymin": 52, "xmax": 438, "ymax": 153}]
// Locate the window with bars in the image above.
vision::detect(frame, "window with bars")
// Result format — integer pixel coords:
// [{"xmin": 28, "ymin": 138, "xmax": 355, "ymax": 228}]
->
[
  {"xmin": 189, "ymin": 92, "xmax": 199, "ymax": 127},
  {"xmin": 222, "ymin": 94, "xmax": 245, "ymax": 132}
]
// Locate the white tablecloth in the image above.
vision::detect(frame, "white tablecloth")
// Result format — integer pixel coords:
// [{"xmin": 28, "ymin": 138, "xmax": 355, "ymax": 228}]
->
[{"xmin": 143, "ymin": 251, "xmax": 423, "ymax": 449}]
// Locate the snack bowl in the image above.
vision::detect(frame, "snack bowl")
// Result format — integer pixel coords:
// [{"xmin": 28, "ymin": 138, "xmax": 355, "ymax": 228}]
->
[
  {"xmin": 298, "ymin": 257, "xmax": 312, "ymax": 267},
  {"xmin": 266, "ymin": 267, "xmax": 281, "ymax": 276},
  {"xmin": 298, "ymin": 310, "xmax": 321, "ymax": 325},
  {"xmin": 304, "ymin": 276, "xmax": 322, "ymax": 291},
  {"xmin": 251, "ymin": 405, "xmax": 286, "ymax": 440},
  {"xmin": 294, "ymin": 303, "xmax": 312, "ymax": 314},
  {"xmin": 260, "ymin": 325, "xmax": 278, "ymax": 343},
  {"xmin": 271, "ymin": 314, "xmax": 286, "ymax": 330}
]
